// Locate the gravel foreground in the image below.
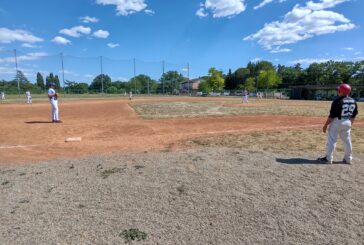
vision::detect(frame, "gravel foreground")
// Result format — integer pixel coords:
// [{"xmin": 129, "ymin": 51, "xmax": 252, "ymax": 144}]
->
[{"xmin": 0, "ymin": 148, "xmax": 363, "ymax": 245}]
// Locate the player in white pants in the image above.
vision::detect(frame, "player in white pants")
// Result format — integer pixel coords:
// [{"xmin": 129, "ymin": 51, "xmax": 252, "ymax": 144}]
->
[
  {"xmin": 318, "ymin": 83, "xmax": 358, "ymax": 164},
  {"xmin": 48, "ymin": 83, "xmax": 61, "ymax": 123},
  {"xmin": 25, "ymin": 91, "xmax": 32, "ymax": 104},
  {"xmin": 242, "ymin": 90, "xmax": 249, "ymax": 103}
]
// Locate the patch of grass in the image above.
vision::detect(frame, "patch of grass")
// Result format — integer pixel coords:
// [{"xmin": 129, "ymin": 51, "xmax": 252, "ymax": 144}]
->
[
  {"xmin": 120, "ymin": 228, "xmax": 147, "ymax": 243},
  {"xmin": 1, "ymin": 180, "xmax": 10, "ymax": 186},
  {"xmin": 134, "ymin": 165, "xmax": 144, "ymax": 170},
  {"xmin": 100, "ymin": 167, "xmax": 125, "ymax": 179},
  {"xmin": 183, "ymin": 126, "xmax": 364, "ymax": 155},
  {"xmin": 131, "ymin": 100, "xmax": 364, "ymax": 119}
]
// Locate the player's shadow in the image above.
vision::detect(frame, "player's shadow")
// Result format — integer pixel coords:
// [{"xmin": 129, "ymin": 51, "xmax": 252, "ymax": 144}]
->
[
  {"xmin": 276, "ymin": 158, "xmax": 326, "ymax": 165},
  {"xmin": 25, "ymin": 121, "xmax": 53, "ymax": 124}
]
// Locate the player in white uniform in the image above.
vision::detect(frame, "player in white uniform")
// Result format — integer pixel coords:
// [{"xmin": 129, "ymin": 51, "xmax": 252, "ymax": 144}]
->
[
  {"xmin": 1, "ymin": 92, "xmax": 5, "ymax": 100},
  {"xmin": 129, "ymin": 91, "xmax": 133, "ymax": 100},
  {"xmin": 318, "ymin": 83, "xmax": 358, "ymax": 164},
  {"xmin": 242, "ymin": 90, "xmax": 249, "ymax": 103},
  {"xmin": 48, "ymin": 83, "xmax": 61, "ymax": 123},
  {"xmin": 25, "ymin": 91, "xmax": 32, "ymax": 104}
]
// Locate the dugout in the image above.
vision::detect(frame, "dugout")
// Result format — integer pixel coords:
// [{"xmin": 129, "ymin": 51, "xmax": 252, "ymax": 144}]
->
[{"xmin": 290, "ymin": 85, "xmax": 364, "ymax": 100}]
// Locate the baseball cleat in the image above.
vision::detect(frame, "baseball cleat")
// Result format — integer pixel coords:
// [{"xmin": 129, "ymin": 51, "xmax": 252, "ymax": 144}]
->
[
  {"xmin": 317, "ymin": 156, "xmax": 333, "ymax": 164},
  {"xmin": 342, "ymin": 159, "xmax": 352, "ymax": 164}
]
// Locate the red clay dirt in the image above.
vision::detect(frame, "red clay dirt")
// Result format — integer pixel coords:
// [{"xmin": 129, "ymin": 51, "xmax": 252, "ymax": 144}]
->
[{"xmin": 0, "ymin": 97, "xmax": 328, "ymax": 164}]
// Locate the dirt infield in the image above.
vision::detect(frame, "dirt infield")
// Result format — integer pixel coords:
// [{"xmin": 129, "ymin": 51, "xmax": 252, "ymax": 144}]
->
[
  {"xmin": 0, "ymin": 97, "xmax": 335, "ymax": 164},
  {"xmin": 1, "ymin": 97, "xmax": 363, "ymax": 164},
  {"xmin": 1, "ymin": 97, "xmax": 363, "ymax": 244}
]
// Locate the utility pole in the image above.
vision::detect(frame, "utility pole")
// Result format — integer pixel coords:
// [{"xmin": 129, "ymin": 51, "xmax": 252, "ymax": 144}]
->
[
  {"xmin": 61, "ymin": 52, "xmax": 65, "ymax": 96},
  {"xmin": 14, "ymin": 49, "xmax": 20, "ymax": 95},
  {"xmin": 187, "ymin": 63, "xmax": 190, "ymax": 96},
  {"xmin": 162, "ymin": 60, "xmax": 165, "ymax": 95},
  {"xmin": 100, "ymin": 56, "xmax": 104, "ymax": 95},
  {"xmin": 133, "ymin": 58, "xmax": 136, "ymax": 94}
]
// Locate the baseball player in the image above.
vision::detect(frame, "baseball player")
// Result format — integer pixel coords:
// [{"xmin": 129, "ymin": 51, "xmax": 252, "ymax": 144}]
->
[
  {"xmin": 48, "ymin": 83, "xmax": 61, "ymax": 123},
  {"xmin": 242, "ymin": 89, "xmax": 249, "ymax": 103},
  {"xmin": 25, "ymin": 90, "xmax": 32, "ymax": 104},
  {"xmin": 129, "ymin": 91, "xmax": 133, "ymax": 100},
  {"xmin": 317, "ymin": 83, "xmax": 358, "ymax": 164},
  {"xmin": 1, "ymin": 91, "xmax": 5, "ymax": 100}
]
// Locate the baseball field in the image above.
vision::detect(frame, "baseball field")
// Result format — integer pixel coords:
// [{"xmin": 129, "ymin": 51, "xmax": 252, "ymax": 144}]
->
[{"xmin": 1, "ymin": 96, "xmax": 363, "ymax": 244}]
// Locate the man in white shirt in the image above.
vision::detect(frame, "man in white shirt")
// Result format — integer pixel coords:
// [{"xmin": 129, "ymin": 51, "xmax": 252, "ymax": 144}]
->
[{"xmin": 48, "ymin": 83, "xmax": 61, "ymax": 123}]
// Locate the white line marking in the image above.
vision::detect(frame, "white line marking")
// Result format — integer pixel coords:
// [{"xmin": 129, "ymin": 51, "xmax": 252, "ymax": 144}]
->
[{"xmin": 0, "ymin": 144, "xmax": 40, "ymax": 149}]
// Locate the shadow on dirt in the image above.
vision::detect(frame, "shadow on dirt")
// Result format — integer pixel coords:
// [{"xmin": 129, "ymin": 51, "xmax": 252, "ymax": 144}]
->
[
  {"xmin": 275, "ymin": 158, "xmax": 346, "ymax": 165},
  {"xmin": 25, "ymin": 121, "xmax": 53, "ymax": 124}
]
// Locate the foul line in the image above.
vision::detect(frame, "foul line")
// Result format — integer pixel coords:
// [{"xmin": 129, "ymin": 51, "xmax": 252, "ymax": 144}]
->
[{"xmin": 0, "ymin": 144, "xmax": 41, "ymax": 149}]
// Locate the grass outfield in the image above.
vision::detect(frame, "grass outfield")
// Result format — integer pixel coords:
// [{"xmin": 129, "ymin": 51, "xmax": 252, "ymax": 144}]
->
[{"xmin": 130, "ymin": 99, "xmax": 364, "ymax": 120}]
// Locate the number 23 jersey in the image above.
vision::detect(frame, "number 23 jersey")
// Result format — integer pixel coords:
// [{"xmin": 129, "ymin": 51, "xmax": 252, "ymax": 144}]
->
[{"xmin": 329, "ymin": 96, "xmax": 358, "ymax": 120}]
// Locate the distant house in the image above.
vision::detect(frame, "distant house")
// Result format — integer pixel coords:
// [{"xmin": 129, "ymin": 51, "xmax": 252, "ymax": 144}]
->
[{"xmin": 180, "ymin": 78, "xmax": 204, "ymax": 93}]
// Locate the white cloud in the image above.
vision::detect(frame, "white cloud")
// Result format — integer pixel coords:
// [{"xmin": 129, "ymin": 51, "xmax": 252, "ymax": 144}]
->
[
  {"xmin": 93, "ymin": 29, "xmax": 109, "ymax": 38},
  {"xmin": 52, "ymin": 36, "xmax": 71, "ymax": 45},
  {"xmin": 80, "ymin": 16, "xmax": 99, "ymax": 23},
  {"xmin": 244, "ymin": 0, "xmax": 355, "ymax": 51},
  {"xmin": 342, "ymin": 47, "xmax": 354, "ymax": 51},
  {"xmin": 250, "ymin": 57, "xmax": 261, "ymax": 62},
  {"xmin": 0, "ymin": 66, "xmax": 16, "ymax": 74},
  {"xmin": 254, "ymin": 0, "xmax": 287, "ymax": 10},
  {"xmin": 354, "ymin": 51, "xmax": 362, "ymax": 55},
  {"xmin": 84, "ymin": 74, "xmax": 94, "ymax": 78},
  {"xmin": 270, "ymin": 47, "xmax": 291, "ymax": 53},
  {"xmin": 0, "ymin": 52, "xmax": 48, "ymax": 63},
  {"xmin": 0, "ymin": 28, "xmax": 43, "ymax": 43},
  {"xmin": 197, "ymin": 0, "xmax": 246, "ymax": 18},
  {"xmin": 306, "ymin": 0, "xmax": 349, "ymax": 11},
  {"xmin": 144, "ymin": 9, "xmax": 155, "ymax": 15},
  {"xmin": 59, "ymin": 69, "xmax": 79, "ymax": 76},
  {"xmin": 290, "ymin": 57, "xmax": 344, "ymax": 64},
  {"xmin": 60, "ymin": 26, "xmax": 91, "ymax": 38},
  {"xmin": 254, "ymin": 0, "xmax": 273, "ymax": 10},
  {"xmin": 107, "ymin": 42, "xmax": 119, "ymax": 48},
  {"xmin": 96, "ymin": 0, "xmax": 148, "ymax": 16},
  {"xmin": 196, "ymin": 4, "xmax": 208, "ymax": 17},
  {"xmin": 353, "ymin": 56, "xmax": 364, "ymax": 61},
  {"xmin": 21, "ymin": 43, "xmax": 39, "ymax": 48}
]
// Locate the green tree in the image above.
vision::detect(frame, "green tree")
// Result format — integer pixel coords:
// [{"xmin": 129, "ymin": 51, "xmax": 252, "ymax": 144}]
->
[
  {"xmin": 206, "ymin": 68, "xmax": 224, "ymax": 92},
  {"xmin": 45, "ymin": 73, "xmax": 61, "ymax": 88},
  {"xmin": 89, "ymin": 74, "xmax": 112, "ymax": 93},
  {"xmin": 14, "ymin": 70, "xmax": 29, "ymax": 84},
  {"xmin": 198, "ymin": 80, "xmax": 211, "ymax": 93},
  {"xmin": 244, "ymin": 77, "xmax": 256, "ymax": 92},
  {"xmin": 257, "ymin": 69, "xmax": 281, "ymax": 89},
  {"xmin": 36, "ymin": 72, "xmax": 45, "ymax": 89},
  {"xmin": 159, "ymin": 71, "xmax": 186, "ymax": 94},
  {"xmin": 129, "ymin": 74, "xmax": 157, "ymax": 94},
  {"xmin": 224, "ymin": 69, "xmax": 235, "ymax": 90}
]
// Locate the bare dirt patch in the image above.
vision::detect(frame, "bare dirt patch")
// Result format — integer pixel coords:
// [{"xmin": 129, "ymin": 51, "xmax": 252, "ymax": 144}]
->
[{"xmin": 2, "ymin": 97, "xmax": 352, "ymax": 164}]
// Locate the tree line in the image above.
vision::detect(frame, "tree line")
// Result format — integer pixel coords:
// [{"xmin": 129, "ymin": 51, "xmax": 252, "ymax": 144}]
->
[{"xmin": 1, "ymin": 60, "xmax": 363, "ymax": 94}]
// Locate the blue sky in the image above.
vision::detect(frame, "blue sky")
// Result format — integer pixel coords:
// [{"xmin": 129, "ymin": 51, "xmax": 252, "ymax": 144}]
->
[{"xmin": 0, "ymin": 0, "xmax": 363, "ymax": 83}]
